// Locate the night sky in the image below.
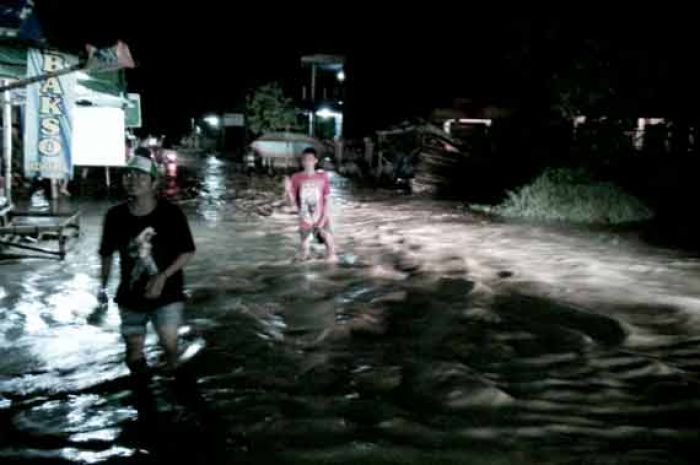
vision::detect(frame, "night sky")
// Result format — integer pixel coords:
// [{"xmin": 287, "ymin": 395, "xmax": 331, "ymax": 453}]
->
[{"xmin": 32, "ymin": 2, "xmax": 699, "ymax": 138}]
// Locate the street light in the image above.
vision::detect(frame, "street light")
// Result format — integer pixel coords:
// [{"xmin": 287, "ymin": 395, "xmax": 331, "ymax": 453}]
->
[
  {"xmin": 316, "ymin": 107, "xmax": 337, "ymax": 119},
  {"xmin": 203, "ymin": 114, "xmax": 220, "ymax": 128},
  {"xmin": 202, "ymin": 114, "xmax": 224, "ymax": 153},
  {"xmin": 336, "ymin": 70, "xmax": 346, "ymax": 82},
  {"xmin": 315, "ymin": 108, "xmax": 344, "ymax": 140}
]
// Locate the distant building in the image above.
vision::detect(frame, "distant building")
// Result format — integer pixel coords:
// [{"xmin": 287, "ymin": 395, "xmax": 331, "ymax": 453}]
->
[
  {"xmin": 431, "ymin": 98, "xmax": 511, "ymax": 138},
  {"xmin": 300, "ymin": 54, "xmax": 345, "ymax": 140},
  {"xmin": 0, "ymin": 0, "xmax": 44, "ymax": 43}
]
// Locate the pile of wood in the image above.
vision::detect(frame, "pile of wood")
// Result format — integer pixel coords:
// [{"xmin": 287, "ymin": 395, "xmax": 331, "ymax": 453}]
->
[{"xmin": 376, "ymin": 121, "xmax": 467, "ymax": 194}]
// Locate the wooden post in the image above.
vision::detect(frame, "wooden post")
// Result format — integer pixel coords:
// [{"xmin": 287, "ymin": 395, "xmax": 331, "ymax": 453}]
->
[
  {"xmin": 376, "ymin": 134, "xmax": 384, "ymax": 178},
  {"xmin": 2, "ymin": 79, "xmax": 12, "ymax": 204},
  {"xmin": 364, "ymin": 137, "xmax": 373, "ymax": 166},
  {"xmin": 335, "ymin": 140, "xmax": 343, "ymax": 167},
  {"xmin": 50, "ymin": 179, "xmax": 59, "ymax": 202}
]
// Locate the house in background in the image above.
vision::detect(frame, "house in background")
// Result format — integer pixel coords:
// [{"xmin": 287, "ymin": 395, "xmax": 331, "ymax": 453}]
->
[{"xmin": 300, "ymin": 54, "xmax": 345, "ymax": 140}]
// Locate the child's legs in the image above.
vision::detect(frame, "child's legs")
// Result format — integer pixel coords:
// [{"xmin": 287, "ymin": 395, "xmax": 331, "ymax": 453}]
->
[
  {"xmin": 299, "ymin": 228, "xmax": 313, "ymax": 258},
  {"xmin": 317, "ymin": 224, "xmax": 337, "ymax": 259}
]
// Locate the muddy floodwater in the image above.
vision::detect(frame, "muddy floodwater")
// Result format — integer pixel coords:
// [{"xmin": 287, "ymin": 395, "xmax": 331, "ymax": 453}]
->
[{"xmin": 1, "ymin": 154, "xmax": 699, "ymax": 464}]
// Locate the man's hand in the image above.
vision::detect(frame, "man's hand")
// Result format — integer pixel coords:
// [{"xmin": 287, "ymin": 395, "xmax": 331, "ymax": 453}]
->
[
  {"xmin": 145, "ymin": 273, "xmax": 167, "ymax": 299},
  {"xmin": 97, "ymin": 286, "xmax": 109, "ymax": 305}
]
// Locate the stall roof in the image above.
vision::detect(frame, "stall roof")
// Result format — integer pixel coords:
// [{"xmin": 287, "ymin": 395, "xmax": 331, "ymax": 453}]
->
[{"xmin": 0, "ymin": 42, "xmax": 126, "ymax": 96}]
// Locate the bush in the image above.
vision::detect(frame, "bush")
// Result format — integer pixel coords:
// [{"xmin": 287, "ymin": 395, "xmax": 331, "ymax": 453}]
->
[{"xmin": 482, "ymin": 168, "xmax": 654, "ymax": 224}]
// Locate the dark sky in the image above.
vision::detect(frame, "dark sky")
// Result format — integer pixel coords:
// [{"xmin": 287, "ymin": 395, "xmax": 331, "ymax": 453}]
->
[{"xmin": 31, "ymin": 2, "xmax": 698, "ymax": 137}]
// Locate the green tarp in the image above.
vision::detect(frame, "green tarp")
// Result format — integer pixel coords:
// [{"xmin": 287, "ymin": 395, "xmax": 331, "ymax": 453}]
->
[
  {"xmin": 78, "ymin": 68, "xmax": 126, "ymax": 97},
  {"xmin": 0, "ymin": 43, "xmax": 26, "ymax": 79}
]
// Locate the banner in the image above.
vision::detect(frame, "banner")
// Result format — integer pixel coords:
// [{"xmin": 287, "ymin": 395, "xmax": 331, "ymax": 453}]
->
[
  {"xmin": 125, "ymin": 93, "xmax": 142, "ymax": 128},
  {"xmin": 85, "ymin": 41, "xmax": 135, "ymax": 72},
  {"xmin": 72, "ymin": 106, "xmax": 126, "ymax": 167},
  {"xmin": 223, "ymin": 113, "xmax": 245, "ymax": 127},
  {"xmin": 24, "ymin": 48, "xmax": 77, "ymax": 180}
]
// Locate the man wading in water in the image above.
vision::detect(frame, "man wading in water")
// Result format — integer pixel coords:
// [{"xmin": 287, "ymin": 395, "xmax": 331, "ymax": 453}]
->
[{"xmin": 98, "ymin": 149, "xmax": 196, "ymax": 377}]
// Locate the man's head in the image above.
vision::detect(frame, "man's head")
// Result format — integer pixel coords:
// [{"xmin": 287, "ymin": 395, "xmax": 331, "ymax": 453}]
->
[
  {"xmin": 123, "ymin": 149, "xmax": 158, "ymax": 197},
  {"xmin": 301, "ymin": 147, "xmax": 318, "ymax": 172}
]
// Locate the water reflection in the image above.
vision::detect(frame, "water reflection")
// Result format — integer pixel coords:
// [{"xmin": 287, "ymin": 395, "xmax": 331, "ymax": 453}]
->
[
  {"xmin": 1, "ymin": 154, "xmax": 700, "ymax": 464},
  {"xmin": 197, "ymin": 154, "xmax": 227, "ymax": 223}
]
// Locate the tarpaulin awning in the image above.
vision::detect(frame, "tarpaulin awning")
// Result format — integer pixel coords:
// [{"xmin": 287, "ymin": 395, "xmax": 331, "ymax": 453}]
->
[
  {"xmin": 0, "ymin": 43, "xmax": 26, "ymax": 79},
  {"xmin": 0, "ymin": 42, "xmax": 126, "ymax": 96}
]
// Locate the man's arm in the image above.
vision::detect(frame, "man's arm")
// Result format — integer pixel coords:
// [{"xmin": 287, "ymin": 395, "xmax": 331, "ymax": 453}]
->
[
  {"xmin": 162, "ymin": 251, "xmax": 195, "ymax": 279},
  {"xmin": 145, "ymin": 252, "xmax": 195, "ymax": 299},
  {"xmin": 145, "ymin": 206, "xmax": 196, "ymax": 300},
  {"xmin": 97, "ymin": 210, "xmax": 115, "ymax": 303},
  {"xmin": 97, "ymin": 255, "xmax": 112, "ymax": 304},
  {"xmin": 100, "ymin": 255, "xmax": 112, "ymax": 288}
]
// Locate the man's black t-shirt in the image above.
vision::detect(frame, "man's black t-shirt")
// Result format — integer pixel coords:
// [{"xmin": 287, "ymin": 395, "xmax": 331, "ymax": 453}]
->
[{"xmin": 99, "ymin": 200, "xmax": 196, "ymax": 311}]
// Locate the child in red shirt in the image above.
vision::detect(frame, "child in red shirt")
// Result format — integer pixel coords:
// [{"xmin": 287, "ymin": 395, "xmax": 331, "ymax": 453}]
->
[{"xmin": 285, "ymin": 147, "xmax": 337, "ymax": 262}]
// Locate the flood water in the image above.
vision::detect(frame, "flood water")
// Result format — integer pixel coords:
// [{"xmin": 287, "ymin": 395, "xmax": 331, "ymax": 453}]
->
[{"xmin": 1, "ymin": 153, "xmax": 699, "ymax": 464}]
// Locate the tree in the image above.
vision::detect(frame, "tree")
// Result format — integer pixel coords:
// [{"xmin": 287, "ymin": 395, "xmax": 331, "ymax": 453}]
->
[{"xmin": 245, "ymin": 83, "xmax": 298, "ymax": 136}]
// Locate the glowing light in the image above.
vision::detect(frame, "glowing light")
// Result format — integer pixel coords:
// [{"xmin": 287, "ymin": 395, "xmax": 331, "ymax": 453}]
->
[
  {"xmin": 203, "ymin": 115, "xmax": 220, "ymax": 128},
  {"xmin": 443, "ymin": 118, "xmax": 493, "ymax": 134},
  {"xmin": 316, "ymin": 108, "xmax": 341, "ymax": 119}
]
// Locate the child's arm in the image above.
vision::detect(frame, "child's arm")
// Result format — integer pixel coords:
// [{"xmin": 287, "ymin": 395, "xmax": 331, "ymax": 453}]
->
[
  {"xmin": 316, "ymin": 175, "xmax": 331, "ymax": 226},
  {"xmin": 283, "ymin": 176, "xmax": 298, "ymax": 210}
]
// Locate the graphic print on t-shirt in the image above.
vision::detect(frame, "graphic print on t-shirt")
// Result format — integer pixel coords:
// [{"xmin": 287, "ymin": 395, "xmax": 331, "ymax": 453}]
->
[
  {"xmin": 299, "ymin": 180, "xmax": 322, "ymax": 225},
  {"xmin": 128, "ymin": 226, "xmax": 159, "ymax": 289}
]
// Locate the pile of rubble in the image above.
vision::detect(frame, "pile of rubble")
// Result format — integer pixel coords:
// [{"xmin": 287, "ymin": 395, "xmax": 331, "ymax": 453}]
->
[{"xmin": 375, "ymin": 121, "xmax": 467, "ymax": 195}]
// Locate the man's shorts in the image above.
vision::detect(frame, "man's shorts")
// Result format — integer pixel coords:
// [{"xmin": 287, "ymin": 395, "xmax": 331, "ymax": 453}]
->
[{"xmin": 118, "ymin": 301, "xmax": 184, "ymax": 337}]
